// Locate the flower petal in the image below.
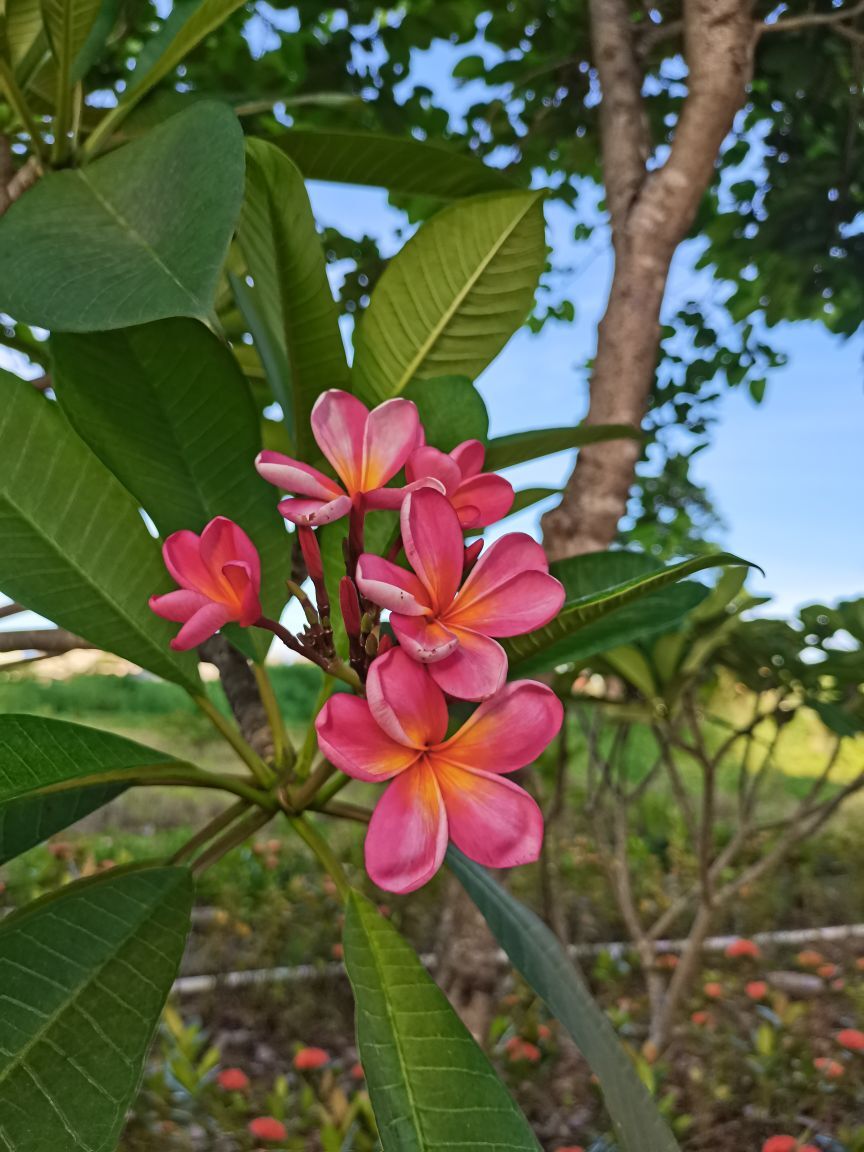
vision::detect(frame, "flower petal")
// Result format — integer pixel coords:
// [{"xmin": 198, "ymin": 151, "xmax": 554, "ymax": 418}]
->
[
  {"xmin": 200, "ymin": 517, "xmax": 261, "ymax": 593},
  {"xmin": 222, "ymin": 561, "xmax": 262, "ymax": 626},
  {"xmin": 366, "ymin": 647, "xmax": 448, "ymax": 747},
  {"xmin": 163, "ymin": 530, "xmax": 217, "ymax": 596},
  {"xmin": 437, "ymin": 680, "xmax": 563, "ymax": 773},
  {"xmin": 312, "ymin": 389, "xmax": 368, "ymax": 493},
  {"xmin": 364, "ymin": 759, "xmax": 448, "ymax": 893},
  {"xmin": 362, "ymin": 398, "xmax": 421, "ymax": 491},
  {"xmin": 149, "ymin": 589, "xmax": 209, "ymax": 623},
  {"xmin": 450, "ymin": 439, "xmax": 485, "ymax": 478},
  {"xmin": 255, "ymin": 451, "xmax": 344, "ymax": 501},
  {"xmin": 170, "ymin": 602, "xmax": 232, "ymax": 650},
  {"xmin": 434, "ymin": 761, "xmax": 543, "ymax": 869},
  {"xmin": 405, "ymin": 445, "xmax": 461, "ymax": 494},
  {"xmin": 364, "ymin": 475, "xmax": 446, "ymax": 510},
  {"xmin": 402, "ymin": 487, "xmax": 464, "ymax": 611},
  {"xmin": 450, "ymin": 570, "xmax": 564, "ymax": 636},
  {"xmin": 391, "ymin": 613, "xmax": 459, "ymax": 663},
  {"xmin": 427, "ymin": 627, "xmax": 507, "ymax": 701},
  {"xmin": 356, "ymin": 554, "xmax": 430, "ymax": 616},
  {"xmin": 449, "ymin": 533, "xmax": 563, "ymax": 633},
  {"xmin": 451, "ymin": 473, "xmax": 514, "ymax": 529},
  {"xmin": 277, "ymin": 495, "xmax": 353, "ymax": 526},
  {"xmin": 315, "ymin": 694, "xmax": 420, "ymax": 782}
]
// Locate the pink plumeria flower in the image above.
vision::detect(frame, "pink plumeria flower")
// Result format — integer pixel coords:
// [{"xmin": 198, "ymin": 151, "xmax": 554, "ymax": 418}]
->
[
  {"xmin": 149, "ymin": 516, "xmax": 261, "ymax": 650},
  {"xmin": 315, "ymin": 648, "xmax": 563, "ymax": 893},
  {"xmin": 406, "ymin": 439, "xmax": 514, "ymax": 530},
  {"xmin": 356, "ymin": 487, "xmax": 565, "ymax": 700},
  {"xmin": 255, "ymin": 389, "xmax": 422, "ymax": 525}
]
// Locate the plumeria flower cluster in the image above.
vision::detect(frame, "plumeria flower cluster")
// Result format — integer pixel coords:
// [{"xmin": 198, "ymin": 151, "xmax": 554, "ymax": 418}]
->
[{"xmin": 150, "ymin": 389, "xmax": 565, "ymax": 893}]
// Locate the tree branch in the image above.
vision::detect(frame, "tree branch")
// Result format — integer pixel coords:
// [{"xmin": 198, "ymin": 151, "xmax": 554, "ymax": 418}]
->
[
  {"xmin": 198, "ymin": 636, "xmax": 274, "ymax": 763},
  {"xmin": 760, "ymin": 0, "xmax": 864, "ymax": 35}
]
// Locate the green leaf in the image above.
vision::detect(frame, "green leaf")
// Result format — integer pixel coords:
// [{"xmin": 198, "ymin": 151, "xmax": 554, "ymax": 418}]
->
[
  {"xmin": 230, "ymin": 271, "xmax": 295, "ymax": 448},
  {"xmin": 343, "ymin": 891, "xmax": 540, "ymax": 1152},
  {"xmin": 448, "ymin": 850, "xmax": 681, "ymax": 1152},
  {"xmin": 506, "ymin": 487, "xmax": 559, "ymax": 518},
  {"xmin": 0, "ymin": 371, "xmax": 199, "ymax": 689},
  {"xmin": 505, "ymin": 551, "xmax": 753, "ymax": 677},
  {"xmin": 0, "ymin": 101, "xmax": 245, "ymax": 331},
  {"xmin": 274, "ymin": 128, "xmax": 517, "ymax": 199},
  {"xmin": 40, "ymin": 0, "xmax": 101, "ymax": 77},
  {"xmin": 402, "ymin": 375, "xmax": 489, "ymax": 453},
  {"xmin": 237, "ymin": 139, "xmax": 349, "ymax": 458},
  {"xmin": 0, "ymin": 714, "xmax": 177, "ymax": 864},
  {"xmin": 0, "ymin": 865, "xmax": 193, "ymax": 1151},
  {"xmin": 51, "ymin": 317, "xmax": 289, "ymax": 660},
  {"xmin": 3, "ymin": 0, "xmax": 46, "ymax": 72},
  {"xmin": 122, "ymin": 0, "xmax": 245, "ymax": 105},
  {"xmin": 352, "ymin": 190, "xmax": 546, "ymax": 404},
  {"xmin": 485, "ymin": 423, "xmax": 642, "ymax": 472}
]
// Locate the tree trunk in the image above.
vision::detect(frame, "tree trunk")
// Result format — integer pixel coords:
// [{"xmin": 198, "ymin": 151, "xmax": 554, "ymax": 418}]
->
[{"xmin": 542, "ymin": 0, "xmax": 756, "ymax": 559}]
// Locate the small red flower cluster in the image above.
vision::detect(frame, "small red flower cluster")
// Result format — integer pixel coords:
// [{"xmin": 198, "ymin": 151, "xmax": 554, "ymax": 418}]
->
[
  {"xmin": 762, "ymin": 1137, "xmax": 819, "ymax": 1152},
  {"xmin": 151, "ymin": 390, "xmax": 566, "ymax": 893},
  {"xmin": 293, "ymin": 1046, "xmax": 329, "ymax": 1071},
  {"xmin": 725, "ymin": 937, "xmax": 760, "ymax": 959},
  {"xmin": 504, "ymin": 1036, "xmax": 542, "ymax": 1064}
]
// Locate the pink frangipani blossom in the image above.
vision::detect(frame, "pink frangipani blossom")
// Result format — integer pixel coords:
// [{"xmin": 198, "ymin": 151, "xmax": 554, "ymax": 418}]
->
[
  {"xmin": 255, "ymin": 389, "xmax": 422, "ymax": 525},
  {"xmin": 315, "ymin": 648, "xmax": 562, "ymax": 893},
  {"xmin": 356, "ymin": 487, "xmax": 564, "ymax": 700},
  {"xmin": 405, "ymin": 439, "xmax": 514, "ymax": 530},
  {"xmin": 149, "ymin": 516, "xmax": 261, "ymax": 650}
]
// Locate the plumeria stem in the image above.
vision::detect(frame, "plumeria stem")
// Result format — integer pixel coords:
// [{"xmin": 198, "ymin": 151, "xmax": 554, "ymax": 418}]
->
[
  {"xmin": 253, "ymin": 662, "xmax": 292, "ymax": 772},
  {"xmin": 312, "ymin": 771, "xmax": 353, "ymax": 809},
  {"xmin": 311, "ymin": 800, "xmax": 371, "ymax": 824},
  {"xmin": 294, "ymin": 675, "xmax": 334, "ymax": 779},
  {"xmin": 36, "ymin": 764, "xmax": 275, "ymax": 807},
  {"xmin": 291, "ymin": 758, "xmax": 335, "ymax": 808},
  {"xmin": 0, "ymin": 59, "xmax": 47, "ymax": 162},
  {"xmin": 192, "ymin": 692, "xmax": 277, "ymax": 789},
  {"xmin": 287, "ymin": 813, "xmax": 351, "ymax": 900},
  {"xmin": 191, "ymin": 807, "xmax": 275, "ymax": 875},
  {"xmin": 256, "ymin": 617, "xmax": 362, "ymax": 691},
  {"xmin": 171, "ymin": 799, "xmax": 250, "ymax": 864}
]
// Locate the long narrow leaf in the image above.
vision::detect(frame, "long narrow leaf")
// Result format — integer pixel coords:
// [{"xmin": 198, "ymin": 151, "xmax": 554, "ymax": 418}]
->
[
  {"xmin": 0, "ymin": 865, "xmax": 193, "ymax": 1151},
  {"xmin": 274, "ymin": 128, "xmax": 516, "ymax": 199},
  {"xmin": 343, "ymin": 891, "xmax": 541, "ymax": 1151},
  {"xmin": 0, "ymin": 371, "xmax": 199, "ymax": 689},
  {"xmin": 505, "ymin": 551, "xmax": 754, "ymax": 676},
  {"xmin": 52, "ymin": 316, "xmax": 289, "ymax": 659},
  {"xmin": 238, "ymin": 140, "xmax": 349, "ymax": 459},
  {"xmin": 0, "ymin": 714, "xmax": 178, "ymax": 864},
  {"xmin": 448, "ymin": 850, "xmax": 680, "ymax": 1152},
  {"xmin": 485, "ymin": 423, "xmax": 642, "ymax": 472},
  {"xmin": 352, "ymin": 190, "xmax": 546, "ymax": 404}
]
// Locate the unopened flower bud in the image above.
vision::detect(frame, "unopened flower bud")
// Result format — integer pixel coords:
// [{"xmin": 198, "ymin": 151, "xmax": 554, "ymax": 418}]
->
[
  {"xmin": 364, "ymin": 632, "xmax": 379, "ymax": 657},
  {"xmin": 463, "ymin": 538, "xmax": 484, "ymax": 572},
  {"xmin": 298, "ymin": 526, "xmax": 324, "ymax": 583},
  {"xmin": 339, "ymin": 577, "xmax": 361, "ymax": 637},
  {"xmin": 360, "ymin": 612, "xmax": 374, "ymax": 635},
  {"xmin": 377, "ymin": 634, "xmax": 394, "ymax": 655}
]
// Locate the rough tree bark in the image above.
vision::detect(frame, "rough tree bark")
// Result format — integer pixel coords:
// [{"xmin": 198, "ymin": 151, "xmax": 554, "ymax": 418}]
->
[{"xmin": 541, "ymin": 0, "xmax": 756, "ymax": 560}]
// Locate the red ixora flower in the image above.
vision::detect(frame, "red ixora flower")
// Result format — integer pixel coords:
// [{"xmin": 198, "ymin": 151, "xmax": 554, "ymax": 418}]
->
[
  {"xmin": 255, "ymin": 389, "xmax": 421, "ymax": 525},
  {"xmin": 293, "ymin": 1046, "xmax": 329, "ymax": 1070},
  {"xmin": 703, "ymin": 982, "xmax": 723, "ymax": 1000},
  {"xmin": 814, "ymin": 1056, "xmax": 844, "ymax": 1079},
  {"xmin": 556, "ymin": 1147, "xmax": 586, "ymax": 1152},
  {"xmin": 316, "ymin": 647, "xmax": 562, "ymax": 893},
  {"xmin": 746, "ymin": 981, "xmax": 769, "ymax": 1001},
  {"xmin": 356, "ymin": 487, "xmax": 564, "ymax": 700},
  {"xmin": 725, "ymin": 937, "xmax": 760, "ymax": 959},
  {"xmin": 216, "ymin": 1067, "xmax": 250, "ymax": 1091},
  {"xmin": 248, "ymin": 1116, "xmax": 287, "ymax": 1142},
  {"xmin": 690, "ymin": 1010, "xmax": 715, "ymax": 1027},
  {"xmin": 505, "ymin": 1037, "xmax": 541, "ymax": 1064},
  {"xmin": 405, "ymin": 439, "xmax": 514, "ymax": 530},
  {"xmin": 149, "ymin": 516, "xmax": 261, "ymax": 649},
  {"xmin": 796, "ymin": 949, "xmax": 825, "ymax": 969},
  {"xmin": 761, "ymin": 1138, "xmax": 800, "ymax": 1152},
  {"xmin": 837, "ymin": 1028, "xmax": 864, "ymax": 1051}
]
